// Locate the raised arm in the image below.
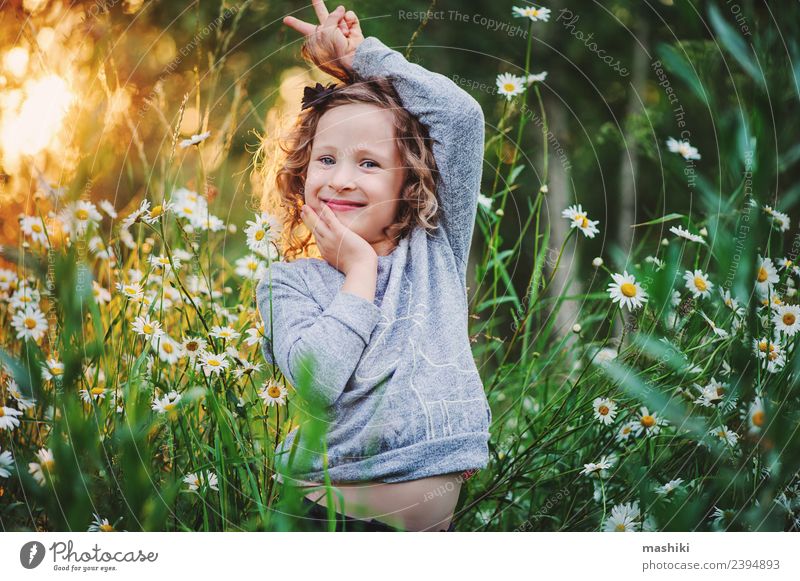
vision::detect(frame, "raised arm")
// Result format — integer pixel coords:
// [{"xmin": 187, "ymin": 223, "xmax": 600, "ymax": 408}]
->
[
  {"xmin": 255, "ymin": 262, "xmax": 382, "ymax": 407},
  {"xmin": 352, "ymin": 36, "xmax": 486, "ymax": 281}
]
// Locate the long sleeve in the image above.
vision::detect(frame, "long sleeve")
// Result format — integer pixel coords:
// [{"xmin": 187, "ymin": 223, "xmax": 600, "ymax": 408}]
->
[
  {"xmin": 352, "ymin": 37, "xmax": 485, "ymax": 282},
  {"xmin": 255, "ymin": 261, "xmax": 382, "ymax": 407}
]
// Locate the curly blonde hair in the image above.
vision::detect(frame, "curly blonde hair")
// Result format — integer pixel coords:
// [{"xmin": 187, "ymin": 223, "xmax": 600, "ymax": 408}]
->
[{"xmin": 259, "ymin": 38, "xmax": 441, "ymax": 262}]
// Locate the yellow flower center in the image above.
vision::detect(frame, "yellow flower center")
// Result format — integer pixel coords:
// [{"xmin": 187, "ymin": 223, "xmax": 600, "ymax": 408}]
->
[
  {"xmin": 620, "ymin": 283, "xmax": 637, "ymax": 298},
  {"xmin": 164, "ymin": 402, "xmax": 176, "ymax": 411},
  {"xmin": 24, "ymin": 317, "xmax": 37, "ymax": 329},
  {"xmin": 581, "ymin": 216, "xmax": 589, "ymax": 228},
  {"xmin": 150, "ymin": 205, "xmax": 163, "ymax": 218},
  {"xmin": 183, "ymin": 206, "xmax": 193, "ymax": 215},
  {"xmin": 186, "ymin": 342, "xmax": 199, "ymax": 352},
  {"xmin": 598, "ymin": 405, "xmax": 609, "ymax": 416},
  {"xmin": 503, "ymin": 83, "xmax": 516, "ymax": 92},
  {"xmin": 143, "ymin": 323, "xmax": 154, "ymax": 334},
  {"xmin": 91, "ymin": 387, "xmax": 105, "ymax": 396},
  {"xmin": 99, "ymin": 524, "xmax": 114, "ymax": 532},
  {"xmin": 783, "ymin": 313, "xmax": 796, "ymax": 326},
  {"xmin": 717, "ymin": 431, "xmax": 726, "ymax": 439},
  {"xmin": 163, "ymin": 342, "xmax": 174, "ymax": 353},
  {"xmin": 248, "ymin": 262, "xmax": 257, "ymax": 271},
  {"xmin": 757, "ymin": 267, "xmax": 768, "ymax": 283},
  {"xmin": 694, "ymin": 276, "xmax": 707, "ymax": 292},
  {"xmin": 32, "ymin": 223, "xmax": 42, "ymax": 233},
  {"xmin": 640, "ymin": 415, "xmax": 656, "ymax": 428},
  {"xmin": 267, "ymin": 385, "xmax": 282, "ymax": 398},
  {"xmin": 75, "ymin": 209, "xmax": 89, "ymax": 220},
  {"xmin": 0, "ymin": 408, "xmax": 5, "ymax": 417},
  {"xmin": 752, "ymin": 410, "xmax": 765, "ymax": 427},
  {"xmin": 615, "ymin": 523, "xmax": 626, "ymax": 532},
  {"xmin": 254, "ymin": 229, "xmax": 265, "ymax": 241},
  {"xmin": 207, "ymin": 359, "xmax": 220, "ymax": 367}
]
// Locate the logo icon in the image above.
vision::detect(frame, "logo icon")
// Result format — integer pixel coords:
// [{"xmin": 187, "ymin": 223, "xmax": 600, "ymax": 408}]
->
[{"xmin": 20, "ymin": 541, "xmax": 46, "ymax": 569}]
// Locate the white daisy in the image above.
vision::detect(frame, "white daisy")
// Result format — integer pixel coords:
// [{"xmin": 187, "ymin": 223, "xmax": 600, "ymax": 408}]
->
[
  {"xmin": 719, "ymin": 288, "xmax": 744, "ymax": 316},
  {"xmin": 645, "ymin": 256, "xmax": 664, "ymax": 270},
  {"xmin": 182, "ymin": 336, "xmax": 207, "ymax": 360},
  {"xmin": 79, "ymin": 386, "xmax": 108, "ymax": 403},
  {"xmin": 41, "ymin": 357, "xmax": 65, "ymax": 382},
  {"xmin": 28, "ymin": 448, "xmax": 54, "ymax": 485},
  {"xmin": 234, "ymin": 255, "xmax": 267, "ymax": 279},
  {"xmin": 60, "ymin": 200, "xmax": 102, "ymax": 236},
  {"xmin": 0, "ymin": 406, "xmax": 23, "ymax": 431},
  {"xmin": 773, "ymin": 304, "xmax": 800, "ymax": 336},
  {"xmin": 179, "ymin": 131, "xmax": 211, "ymax": 148},
  {"xmin": 477, "ymin": 193, "xmax": 493, "ymax": 211},
  {"xmin": 756, "ymin": 256, "xmax": 779, "ymax": 294},
  {"xmin": 7, "ymin": 379, "xmax": 36, "ymax": 410},
  {"xmin": 11, "ymin": 306, "xmax": 48, "ymax": 342},
  {"xmin": 244, "ymin": 212, "xmax": 282, "ymax": 258},
  {"xmin": 580, "ymin": 454, "xmax": 616, "ymax": 478},
  {"xmin": 155, "ymin": 335, "xmax": 183, "ymax": 364},
  {"xmin": 632, "ymin": 406, "xmax": 667, "ymax": 438},
  {"xmin": 131, "ymin": 315, "xmax": 164, "ymax": 340},
  {"xmin": 0, "ymin": 268, "xmax": 18, "ymax": 291},
  {"xmin": 199, "ymin": 351, "xmax": 229, "ymax": 376},
  {"xmin": 616, "ymin": 422, "xmax": 636, "ymax": 443},
  {"xmin": 511, "ymin": 5, "xmax": 551, "ymax": 21},
  {"xmin": 210, "ymin": 325, "xmax": 240, "ymax": 341},
  {"xmin": 561, "ymin": 204, "xmax": 600, "ymax": 238},
  {"xmin": 92, "ymin": 281, "xmax": 112, "ymax": 305},
  {"xmin": 603, "ymin": 501, "xmax": 641, "ymax": 532},
  {"xmin": 9, "ymin": 285, "xmax": 41, "ymax": 310},
  {"xmin": 99, "ymin": 199, "xmax": 118, "ymax": 218},
  {"xmin": 116, "ymin": 281, "xmax": 144, "ymax": 301},
  {"xmin": 184, "ymin": 470, "xmax": 219, "ymax": 491},
  {"xmin": 258, "ymin": 380, "xmax": 288, "ymax": 407},
  {"xmin": 592, "ymin": 397, "xmax": 618, "ymax": 425},
  {"xmin": 495, "ymin": 73, "xmax": 526, "ymax": 101},
  {"xmin": 745, "ymin": 397, "xmax": 766, "ymax": 434},
  {"xmin": 710, "ymin": 425, "xmax": 739, "ymax": 448},
  {"xmin": 764, "ymin": 206, "xmax": 790, "ymax": 232},
  {"xmin": 699, "ymin": 311, "xmax": 729, "ymax": 339},
  {"xmin": 666, "ymin": 137, "xmax": 701, "ymax": 160},
  {"xmin": 526, "ymin": 71, "xmax": 548, "ymax": 84},
  {"xmin": 233, "ymin": 359, "xmax": 262, "ymax": 379},
  {"xmin": 19, "ymin": 215, "xmax": 49, "ymax": 245},
  {"xmin": 655, "ymin": 478, "xmax": 684, "ymax": 496},
  {"xmin": 683, "ymin": 269, "xmax": 713, "ymax": 299},
  {"xmin": 148, "ymin": 254, "xmax": 181, "ymax": 273},
  {"xmin": 88, "ymin": 513, "xmax": 116, "ymax": 532},
  {"xmin": 121, "ymin": 199, "xmax": 151, "ymax": 229},
  {"xmin": 0, "ymin": 448, "xmax": 14, "ymax": 478},
  {"xmin": 244, "ymin": 322, "xmax": 265, "ymax": 347},
  {"xmin": 152, "ymin": 391, "xmax": 182, "ymax": 416},
  {"xmin": 669, "ymin": 225, "xmax": 705, "ymax": 244},
  {"xmin": 607, "ymin": 271, "xmax": 648, "ymax": 310}
]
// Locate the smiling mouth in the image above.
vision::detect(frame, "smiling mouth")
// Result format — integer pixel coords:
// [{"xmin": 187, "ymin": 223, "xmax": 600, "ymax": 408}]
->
[{"xmin": 321, "ymin": 198, "xmax": 367, "ymax": 211}]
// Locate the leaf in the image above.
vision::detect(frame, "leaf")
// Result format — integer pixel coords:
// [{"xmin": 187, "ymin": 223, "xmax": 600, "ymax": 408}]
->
[
  {"xmin": 708, "ymin": 4, "xmax": 766, "ymax": 90},
  {"xmin": 630, "ymin": 213, "xmax": 685, "ymax": 228},
  {"xmin": 656, "ymin": 44, "xmax": 710, "ymax": 107}
]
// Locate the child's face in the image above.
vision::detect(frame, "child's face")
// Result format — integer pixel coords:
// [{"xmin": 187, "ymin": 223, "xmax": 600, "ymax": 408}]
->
[{"xmin": 304, "ymin": 103, "xmax": 406, "ymax": 251}]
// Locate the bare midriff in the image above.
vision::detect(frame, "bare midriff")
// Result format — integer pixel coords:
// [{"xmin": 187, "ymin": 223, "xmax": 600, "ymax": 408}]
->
[{"xmin": 290, "ymin": 472, "xmax": 463, "ymax": 531}]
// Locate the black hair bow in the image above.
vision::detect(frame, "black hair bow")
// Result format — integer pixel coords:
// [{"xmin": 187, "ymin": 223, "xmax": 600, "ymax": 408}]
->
[{"xmin": 300, "ymin": 82, "xmax": 339, "ymax": 111}]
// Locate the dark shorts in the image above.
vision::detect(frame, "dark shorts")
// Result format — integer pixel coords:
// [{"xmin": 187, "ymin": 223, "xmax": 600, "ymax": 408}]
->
[{"xmin": 297, "ymin": 497, "xmax": 456, "ymax": 532}]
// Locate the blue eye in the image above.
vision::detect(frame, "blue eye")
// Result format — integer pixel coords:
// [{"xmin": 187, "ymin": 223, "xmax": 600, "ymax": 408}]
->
[
  {"xmin": 362, "ymin": 160, "xmax": 379, "ymax": 168},
  {"xmin": 319, "ymin": 156, "xmax": 334, "ymax": 165}
]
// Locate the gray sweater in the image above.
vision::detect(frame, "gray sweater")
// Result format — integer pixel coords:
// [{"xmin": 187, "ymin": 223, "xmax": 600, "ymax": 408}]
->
[{"xmin": 256, "ymin": 36, "xmax": 490, "ymax": 483}]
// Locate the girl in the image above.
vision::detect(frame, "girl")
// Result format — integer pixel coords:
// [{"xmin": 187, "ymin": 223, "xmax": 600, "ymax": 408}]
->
[{"xmin": 256, "ymin": 1, "xmax": 491, "ymax": 532}]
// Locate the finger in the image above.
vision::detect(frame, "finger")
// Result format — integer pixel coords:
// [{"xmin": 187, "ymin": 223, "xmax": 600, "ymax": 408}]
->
[
  {"xmin": 312, "ymin": 0, "xmax": 330, "ymax": 24},
  {"xmin": 302, "ymin": 205, "xmax": 330, "ymax": 237},
  {"xmin": 283, "ymin": 15, "xmax": 317, "ymax": 36},
  {"xmin": 322, "ymin": 5, "xmax": 345, "ymax": 31}
]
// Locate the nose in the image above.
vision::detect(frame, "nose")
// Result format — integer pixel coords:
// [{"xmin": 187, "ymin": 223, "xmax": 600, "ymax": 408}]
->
[{"xmin": 328, "ymin": 161, "xmax": 357, "ymax": 192}]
